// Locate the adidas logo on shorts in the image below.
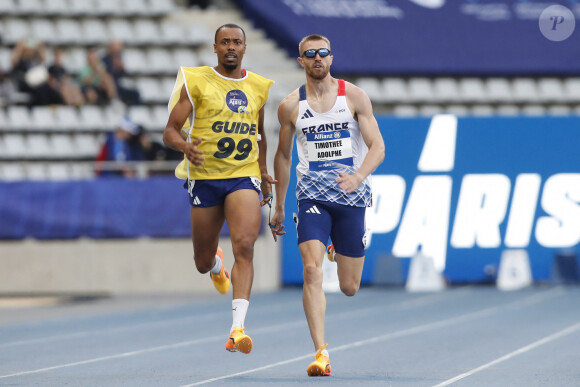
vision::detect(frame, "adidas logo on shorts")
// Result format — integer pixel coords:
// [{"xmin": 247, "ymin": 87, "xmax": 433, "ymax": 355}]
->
[
  {"xmin": 305, "ymin": 205, "xmax": 321, "ymax": 214},
  {"xmin": 193, "ymin": 196, "xmax": 201, "ymax": 205}
]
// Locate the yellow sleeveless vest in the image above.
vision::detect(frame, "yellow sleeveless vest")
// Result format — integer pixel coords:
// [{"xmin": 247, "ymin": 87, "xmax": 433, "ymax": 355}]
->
[{"xmin": 168, "ymin": 66, "xmax": 274, "ymax": 180}]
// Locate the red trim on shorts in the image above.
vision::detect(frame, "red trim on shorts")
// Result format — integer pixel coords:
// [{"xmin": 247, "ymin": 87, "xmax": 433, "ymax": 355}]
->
[{"xmin": 337, "ymin": 79, "xmax": 346, "ymax": 96}]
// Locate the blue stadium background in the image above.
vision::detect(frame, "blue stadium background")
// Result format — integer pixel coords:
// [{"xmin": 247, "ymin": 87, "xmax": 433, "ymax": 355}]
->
[{"xmin": 1, "ymin": 0, "xmax": 579, "ymax": 291}]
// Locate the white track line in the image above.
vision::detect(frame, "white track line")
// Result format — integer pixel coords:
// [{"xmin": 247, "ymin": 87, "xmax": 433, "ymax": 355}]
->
[
  {"xmin": 433, "ymin": 321, "xmax": 580, "ymax": 386},
  {"xmin": 181, "ymin": 354, "xmax": 314, "ymax": 386},
  {"xmin": 0, "ymin": 298, "xmax": 305, "ymax": 348},
  {"xmin": 0, "ymin": 288, "xmax": 561, "ymax": 381},
  {"xmin": 180, "ymin": 288, "xmax": 565, "ymax": 386},
  {"xmin": 0, "ymin": 319, "xmax": 310, "ymax": 380},
  {"xmin": 0, "ymin": 311, "xmax": 224, "ymax": 349},
  {"xmin": 179, "ymin": 305, "xmax": 504, "ymax": 386},
  {"xmin": 0, "ymin": 290, "xmax": 454, "ymax": 349},
  {"xmin": 0, "ymin": 296, "xmax": 478, "ymax": 380},
  {"xmin": 0, "ymin": 336, "xmax": 218, "ymax": 379}
]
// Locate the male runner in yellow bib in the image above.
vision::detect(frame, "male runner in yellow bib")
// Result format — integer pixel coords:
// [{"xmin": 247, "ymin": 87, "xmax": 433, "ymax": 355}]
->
[{"xmin": 163, "ymin": 23, "xmax": 276, "ymax": 354}]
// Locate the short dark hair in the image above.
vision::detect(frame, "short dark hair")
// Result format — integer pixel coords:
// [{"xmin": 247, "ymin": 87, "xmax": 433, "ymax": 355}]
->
[{"xmin": 215, "ymin": 23, "xmax": 246, "ymax": 43}]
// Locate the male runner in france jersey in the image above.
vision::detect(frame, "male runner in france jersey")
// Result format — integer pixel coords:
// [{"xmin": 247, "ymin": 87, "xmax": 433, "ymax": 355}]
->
[{"xmin": 269, "ymin": 34, "xmax": 385, "ymax": 376}]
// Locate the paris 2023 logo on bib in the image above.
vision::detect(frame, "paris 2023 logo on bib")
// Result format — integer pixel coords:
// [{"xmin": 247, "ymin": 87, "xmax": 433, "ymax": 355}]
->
[{"xmin": 226, "ymin": 89, "xmax": 249, "ymax": 114}]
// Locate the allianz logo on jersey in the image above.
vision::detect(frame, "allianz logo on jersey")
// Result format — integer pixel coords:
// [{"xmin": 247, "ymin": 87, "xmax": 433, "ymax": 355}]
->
[{"xmin": 365, "ymin": 114, "xmax": 580, "ymax": 272}]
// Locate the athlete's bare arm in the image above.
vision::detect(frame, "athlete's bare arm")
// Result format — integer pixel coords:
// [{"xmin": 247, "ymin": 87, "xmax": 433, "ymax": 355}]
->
[
  {"xmin": 163, "ymin": 85, "xmax": 205, "ymax": 166},
  {"xmin": 257, "ymin": 105, "xmax": 277, "ymax": 207},
  {"xmin": 335, "ymin": 82, "xmax": 385, "ymax": 193},
  {"xmin": 270, "ymin": 90, "xmax": 300, "ymax": 241}
]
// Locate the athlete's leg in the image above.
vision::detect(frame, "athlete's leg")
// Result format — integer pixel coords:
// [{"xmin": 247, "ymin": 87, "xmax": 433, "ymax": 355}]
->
[
  {"xmin": 224, "ymin": 188, "xmax": 261, "ymax": 300},
  {"xmin": 190, "ymin": 205, "xmax": 226, "ymax": 273},
  {"xmin": 335, "ymin": 254, "xmax": 365, "ymax": 296},
  {"xmin": 299, "ymin": 239, "xmax": 327, "ymax": 350},
  {"xmin": 296, "ymin": 199, "xmax": 332, "ymax": 351},
  {"xmin": 329, "ymin": 203, "xmax": 366, "ymax": 296}
]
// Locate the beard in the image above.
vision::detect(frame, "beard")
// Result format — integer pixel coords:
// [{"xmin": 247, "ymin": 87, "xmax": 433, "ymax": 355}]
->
[
  {"xmin": 307, "ymin": 66, "xmax": 329, "ymax": 80},
  {"xmin": 223, "ymin": 62, "xmax": 239, "ymax": 71}
]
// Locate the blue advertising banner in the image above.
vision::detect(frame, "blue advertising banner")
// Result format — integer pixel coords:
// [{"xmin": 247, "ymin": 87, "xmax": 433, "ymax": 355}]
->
[
  {"xmin": 0, "ymin": 177, "xmax": 190, "ymax": 239},
  {"xmin": 0, "ymin": 176, "xmax": 258, "ymax": 239},
  {"xmin": 238, "ymin": 0, "xmax": 580, "ymax": 75},
  {"xmin": 280, "ymin": 116, "xmax": 580, "ymax": 284}
]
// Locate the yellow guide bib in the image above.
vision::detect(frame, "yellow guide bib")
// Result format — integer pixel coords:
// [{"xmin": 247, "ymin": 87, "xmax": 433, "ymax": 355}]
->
[{"xmin": 168, "ymin": 66, "xmax": 274, "ymax": 180}]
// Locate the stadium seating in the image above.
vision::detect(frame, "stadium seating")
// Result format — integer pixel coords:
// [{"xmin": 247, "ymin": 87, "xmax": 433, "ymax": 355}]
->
[
  {"xmin": 0, "ymin": 0, "xmax": 220, "ymax": 181},
  {"xmin": 353, "ymin": 76, "xmax": 580, "ymax": 116},
  {"xmin": 0, "ymin": 0, "xmax": 578, "ymax": 182}
]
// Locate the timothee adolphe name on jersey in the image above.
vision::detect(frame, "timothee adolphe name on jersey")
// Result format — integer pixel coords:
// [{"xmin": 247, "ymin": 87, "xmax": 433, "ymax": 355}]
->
[{"xmin": 306, "ymin": 130, "xmax": 351, "ymax": 161}]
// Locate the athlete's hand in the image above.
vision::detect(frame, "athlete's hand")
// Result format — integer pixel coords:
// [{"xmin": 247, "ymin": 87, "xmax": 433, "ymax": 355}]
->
[
  {"xmin": 184, "ymin": 137, "xmax": 204, "ymax": 166},
  {"xmin": 335, "ymin": 172, "xmax": 363, "ymax": 194},
  {"xmin": 269, "ymin": 209, "xmax": 286, "ymax": 242},
  {"xmin": 260, "ymin": 173, "xmax": 278, "ymax": 207}
]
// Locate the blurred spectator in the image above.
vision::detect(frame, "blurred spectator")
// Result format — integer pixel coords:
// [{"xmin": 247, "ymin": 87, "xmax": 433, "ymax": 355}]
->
[
  {"xmin": 101, "ymin": 41, "xmax": 141, "ymax": 106},
  {"xmin": 48, "ymin": 47, "xmax": 85, "ymax": 106},
  {"xmin": 0, "ymin": 68, "xmax": 16, "ymax": 106},
  {"xmin": 78, "ymin": 48, "xmax": 118, "ymax": 105},
  {"xmin": 96, "ymin": 116, "xmax": 141, "ymax": 177},
  {"xmin": 96, "ymin": 118, "xmax": 183, "ymax": 177},
  {"xmin": 11, "ymin": 38, "xmax": 46, "ymax": 92},
  {"xmin": 11, "ymin": 38, "xmax": 63, "ymax": 105},
  {"xmin": 134, "ymin": 125, "xmax": 182, "ymax": 162}
]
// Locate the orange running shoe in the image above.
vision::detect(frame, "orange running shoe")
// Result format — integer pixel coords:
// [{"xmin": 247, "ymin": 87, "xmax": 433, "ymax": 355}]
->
[
  {"xmin": 307, "ymin": 343, "xmax": 331, "ymax": 376},
  {"xmin": 210, "ymin": 246, "xmax": 230, "ymax": 294},
  {"xmin": 326, "ymin": 243, "xmax": 336, "ymax": 262},
  {"xmin": 225, "ymin": 327, "xmax": 253, "ymax": 354}
]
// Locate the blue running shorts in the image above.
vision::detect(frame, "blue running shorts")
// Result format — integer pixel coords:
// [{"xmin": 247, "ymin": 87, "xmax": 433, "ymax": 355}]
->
[
  {"xmin": 296, "ymin": 198, "xmax": 367, "ymax": 258},
  {"xmin": 184, "ymin": 176, "xmax": 261, "ymax": 207}
]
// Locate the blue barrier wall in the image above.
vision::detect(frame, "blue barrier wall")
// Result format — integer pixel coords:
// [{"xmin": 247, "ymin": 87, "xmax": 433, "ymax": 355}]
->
[
  {"xmin": 0, "ymin": 176, "xmax": 249, "ymax": 239},
  {"xmin": 0, "ymin": 176, "xmax": 190, "ymax": 239},
  {"xmin": 281, "ymin": 116, "xmax": 580, "ymax": 284}
]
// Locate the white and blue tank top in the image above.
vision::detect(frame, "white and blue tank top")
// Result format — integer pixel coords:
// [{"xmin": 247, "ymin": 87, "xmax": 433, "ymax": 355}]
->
[{"xmin": 294, "ymin": 79, "xmax": 372, "ymax": 207}]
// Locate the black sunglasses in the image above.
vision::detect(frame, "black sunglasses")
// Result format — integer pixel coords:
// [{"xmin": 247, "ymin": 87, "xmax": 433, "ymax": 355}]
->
[{"xmin": 302, "ymin": 48, "xmax": 331, "ymax": 58}]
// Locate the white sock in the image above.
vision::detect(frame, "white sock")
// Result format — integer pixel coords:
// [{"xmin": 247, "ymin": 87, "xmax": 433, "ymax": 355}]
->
[
  {"xmin": 210, "ymin": 254, "xmax": 222, "ymax": 274},
  {"xmin": 321, "ymin": 349, "xmax": 329, "ymax": 357},
  {"xmin": 230, "ymin": 299, "xmax": 249, "ymax": 332}
]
